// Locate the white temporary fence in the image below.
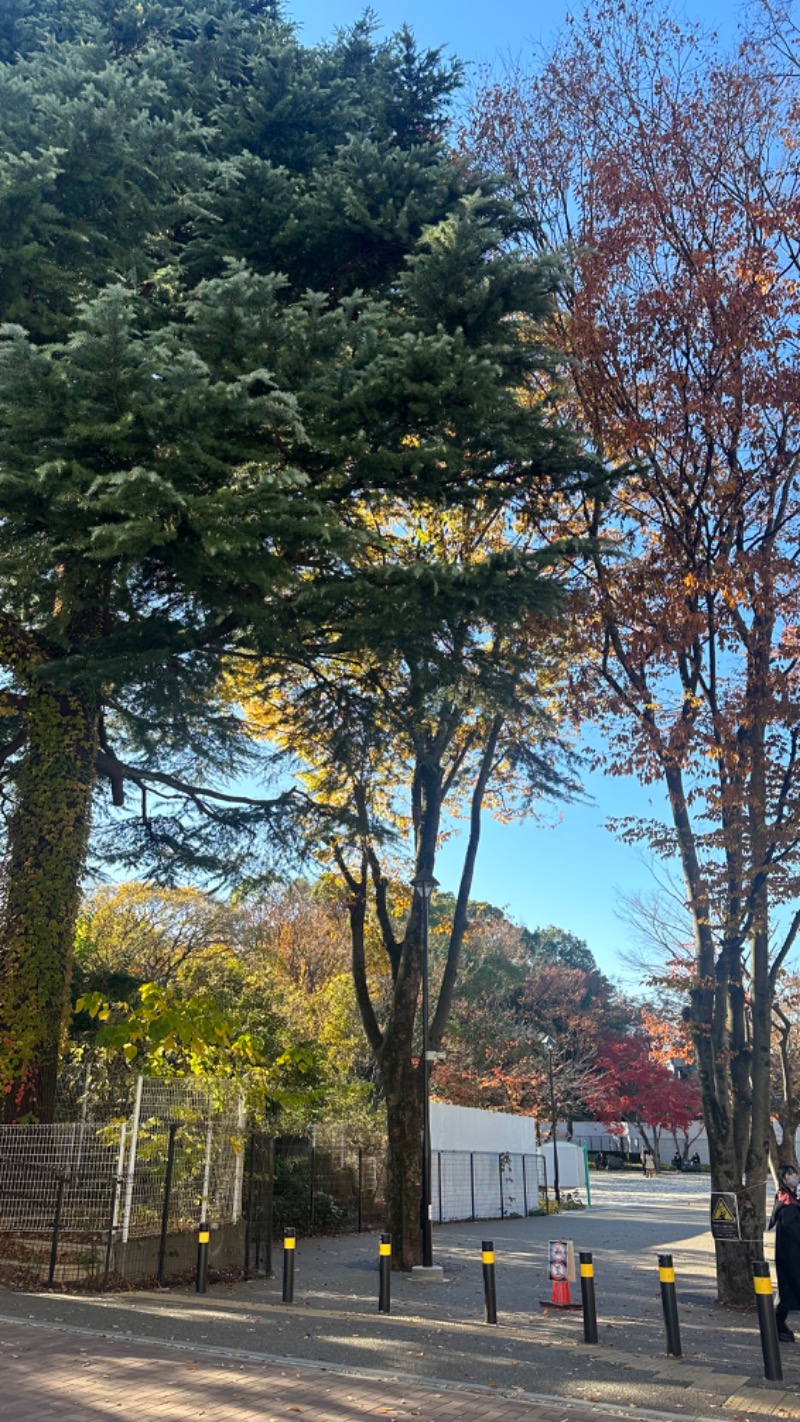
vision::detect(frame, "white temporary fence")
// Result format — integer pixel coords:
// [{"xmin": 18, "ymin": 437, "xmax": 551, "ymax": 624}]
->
[
  {"xmin": 431, "ymin": 1102, "xmax": 537, "ymax": 1155},
  {"xmin": 537, "ymin": 1142, "xmax": 587, "ymax": 1191},
  {"xmin": 432, "ymin": 1150, "xmax": 548, "ymax": 1222}
]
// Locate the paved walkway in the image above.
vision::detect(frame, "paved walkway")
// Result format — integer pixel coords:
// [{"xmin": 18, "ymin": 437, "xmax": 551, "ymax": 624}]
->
[
  {"xmin": 0, "ymin": 1316, "xmax": 704, "ymax": 1422},
  {"xmin": 1, "ymin": 1175, "xmax": 799, "ymax": 1420}
]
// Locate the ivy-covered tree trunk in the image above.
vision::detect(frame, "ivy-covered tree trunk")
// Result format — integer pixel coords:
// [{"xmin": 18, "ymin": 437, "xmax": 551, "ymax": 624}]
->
[{"xmin": 0, "ymin": 689, "xmax": 98, "ymax": 1122}]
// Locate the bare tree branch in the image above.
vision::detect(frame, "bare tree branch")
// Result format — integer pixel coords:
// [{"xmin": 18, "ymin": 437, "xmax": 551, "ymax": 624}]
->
[
  {"xmin": 0, "ymin": 728, "xmax": 26, "ymax": 768},
  {"xmin": 431, "ymin": 714, "xmax": 503, "ymax": 1047}
]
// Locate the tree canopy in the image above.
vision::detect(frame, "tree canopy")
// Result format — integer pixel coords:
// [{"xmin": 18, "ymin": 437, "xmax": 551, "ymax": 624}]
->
[
  {"xmin": 0, "ymin": 0, "xmax": 599, "ymax": 1120},
  {"xmin": 470, "ymin": 0, "xmax": 800, "ymax": 1302}
]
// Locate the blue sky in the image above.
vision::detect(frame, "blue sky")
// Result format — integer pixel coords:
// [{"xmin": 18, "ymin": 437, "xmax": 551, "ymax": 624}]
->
[
  {"xmin": 289, "ymin": 0, "xmax": 746, "ymax": 980},
  {"xmin": 293, "ymin": 0, "xmax": 743, "ymax": 67}
]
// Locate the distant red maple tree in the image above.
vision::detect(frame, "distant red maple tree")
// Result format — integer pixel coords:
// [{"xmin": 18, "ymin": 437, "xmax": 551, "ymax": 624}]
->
[{"xmin": 595, "ymin": 1034, "xmax": 701, "ymax": 1163}]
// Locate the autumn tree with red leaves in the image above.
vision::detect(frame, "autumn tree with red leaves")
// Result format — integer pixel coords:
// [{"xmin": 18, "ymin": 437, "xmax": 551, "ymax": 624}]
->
[
  {"xmin": 433, "ymin": 918, "xmax": 630, "ymax": 1124},
  {"xmin": 595, "ymin": 1034, "xmax": 701, "ymax": 1168},
  {"xmin": 470, "ymin": 0, "xmax": 800, "ymax": 1302}
]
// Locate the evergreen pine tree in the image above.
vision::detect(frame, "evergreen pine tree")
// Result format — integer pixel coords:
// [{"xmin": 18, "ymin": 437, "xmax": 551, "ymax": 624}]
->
[{"xmin": 0, "ymin": 0, "xmax": 594, "ymax": 1121}]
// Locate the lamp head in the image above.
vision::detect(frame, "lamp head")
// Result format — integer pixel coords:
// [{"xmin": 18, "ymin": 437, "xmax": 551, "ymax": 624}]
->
[{"xmin": 411, "ymin": 873, "xmax": 439, "ymax": 901}]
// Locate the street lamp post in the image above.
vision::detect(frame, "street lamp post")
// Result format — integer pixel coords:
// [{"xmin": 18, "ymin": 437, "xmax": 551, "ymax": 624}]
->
[
  {"xmin": 412, "ymin": 872, "xmax": 438, "ymax": 1269},
  {"xmin": 542, "ymin": 1034, "xmax": 561, "ymax": 1206}
]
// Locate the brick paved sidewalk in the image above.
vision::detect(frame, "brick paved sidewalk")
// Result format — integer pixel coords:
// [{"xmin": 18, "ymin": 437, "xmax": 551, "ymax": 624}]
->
[{"xmin": 0, "ymin": 1318, "xmax": 715, "ymax": 1422}]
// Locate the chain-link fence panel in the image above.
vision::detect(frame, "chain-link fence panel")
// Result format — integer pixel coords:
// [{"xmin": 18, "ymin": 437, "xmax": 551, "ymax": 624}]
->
[
  {"xmin": 431, "ymin": 1150, "xmax": 549, "ymax": 1223},
  {"xmin": 0, "ymin": 1122, "xmax": 121, "ymax": 1287},
  {"xmin": 0, "ymin": 1077, "xmax": 247, "ymax": 1289},
  {"xmin": 120, "ymin": 1078, "xmax": 245, "ymax": 1242},
  {"xmin": 434, "ymin": 1150, "xmax": 471, "ymax": 1221},
  {"xmin": 527, "ymin": 1152, "xmax": 548, "ymax": 1211}
]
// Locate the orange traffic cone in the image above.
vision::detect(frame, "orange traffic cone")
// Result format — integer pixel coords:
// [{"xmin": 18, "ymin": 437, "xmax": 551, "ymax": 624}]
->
[{"xmin": 540, "ymin": 1257, "xmax": 581, "ymax": 1311}]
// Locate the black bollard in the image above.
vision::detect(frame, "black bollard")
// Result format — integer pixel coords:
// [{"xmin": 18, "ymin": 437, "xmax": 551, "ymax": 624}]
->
[
  {"xmin": 196, "ymin": 1222, "xmax": 209, "ymax": 1294},
  {"xmin": 378, "ymin": 1233, "xmax": 391, "ymax": 1314},
  {"xmin": 579, "ymin": 1250, "xmax": 599, "ymax": 1344},
  {"xmin": 282, "ymin": 1228, "xmax": 296, "ymax": 1304},
  {"xmin": 658, "ymin": 1253, "xmax": 682, "ymax": 1357},
  {"xmin": 753, "ymin": 1261, "xmax": 783, "ymax": 1382},
  {"xmin": 482, "ymin": 1239, "xmax": 498, "ymax": 1325}
]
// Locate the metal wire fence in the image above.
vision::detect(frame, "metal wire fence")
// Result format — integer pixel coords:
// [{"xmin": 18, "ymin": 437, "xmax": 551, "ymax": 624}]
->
[
  {"xmin": 0, "ymin": 1077, "xmax": 246, "ymax": 1289},
  {"xmin": 272, "ymin": 1138, "xmax": 387, "ymax": 1237},
  {"xmin": 0, "ymin": 1122, "xmax": 120, "ymax": 1288},
  {"xmin": 432, "ymin": 1150, "xmax": 548, "ymax": 1222},
  {"xmin": 269, "ymin": 1146, "xmax": 549, "ymax": 1238},
  {"xmin": 0, "ymin": 1081, "xmax": 554, "ymax": 1290},
  {"xmin": 120, "ymin": 1077, "xmax": 245, "ymax": 1242}
]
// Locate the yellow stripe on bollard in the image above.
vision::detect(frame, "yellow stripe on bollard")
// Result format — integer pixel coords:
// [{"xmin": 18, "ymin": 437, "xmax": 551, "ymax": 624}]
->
[
  {"xmin": 481, "ymin": 1250, "xmax": 494, "ymax": 1264},
  {"xmin": 580, "ymin": 1263, "xmax": 594, "ymax": 1277},
  {"xmin": 198, "ymin": 1231, "xmax": 210, "ymax": 1244},
  {"xmin": 659, "ymin": 1267, "xmax": 675, "ymax": 1283},
  {"xmin": 754, "ymin": 1276, "xmax": 773, "ymax": 1295},
  {"xmin": 284, "ymin": 1237, "xmax": 296, "ymax": 1250},
  {"xmin": 379, "ymin": 1242, "xmax": 391, "ymax": 1256}
]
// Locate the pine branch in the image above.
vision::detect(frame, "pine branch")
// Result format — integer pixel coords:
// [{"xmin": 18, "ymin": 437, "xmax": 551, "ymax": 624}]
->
[
  {"xmin": 95, "ymin": 749, "xmax": 298, "ymax": 815},
  {"xmin": 0, "ymin": 691, "xmax": 28, "ymax": 714},
  {"xmin": 0, "ymin": 616, "xmax": 49, "ymax": 674}
]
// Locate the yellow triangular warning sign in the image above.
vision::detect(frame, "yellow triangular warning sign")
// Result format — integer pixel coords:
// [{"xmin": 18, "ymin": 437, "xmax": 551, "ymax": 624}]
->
[{"xmin": 712, "ymin": 1198, "xmax": 735, "ymax": 1222}]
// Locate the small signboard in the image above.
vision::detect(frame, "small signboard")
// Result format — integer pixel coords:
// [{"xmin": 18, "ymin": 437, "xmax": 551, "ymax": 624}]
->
[
  {"xmin": 710, "ymin": 1192, "xmax": 740, "ymax": 1241},
  {"xmin": 548, "ymin": 1239, "xmax": 576, "ymax": 1282},
  {"xmin": 542, "ymin": 1238, "xmax": 580, "ymax": 1309}
]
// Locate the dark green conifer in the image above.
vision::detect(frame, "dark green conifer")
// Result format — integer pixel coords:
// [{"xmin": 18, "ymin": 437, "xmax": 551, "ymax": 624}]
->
[{"xmin": 0, "ymin": 0, "xmax": 594, "ymax": 1121}]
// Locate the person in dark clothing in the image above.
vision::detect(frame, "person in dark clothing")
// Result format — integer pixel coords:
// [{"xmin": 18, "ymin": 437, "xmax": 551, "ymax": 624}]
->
[{"xmin": 769, "ymin": 1163, "xmax": 800, "ymax": 1342}]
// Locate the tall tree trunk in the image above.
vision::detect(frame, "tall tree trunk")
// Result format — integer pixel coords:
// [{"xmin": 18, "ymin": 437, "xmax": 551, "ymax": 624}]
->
[
  {"xmin": 651, "ymin": 1125, "xmax": 662, "ymax": 1170},
  {"xmin": 662, "ymin": 757, "xmax": 770, "ymax": 1305},
  {"xmin": 345, "ymin": 731, "xmax": 497, "ymax": 1268},
  {"xmin": 346, "ymin": 859, "xmax": 425, "ymax": 1268},
  {"xmin": 0, "ymin": 688, "xmax": 98, "ymax": 1122},
  {"xmin": 382, "ymin": 1030, "xmax": 423, "ymax": 1269},
  {"xmin": 378, "ymin": 900, "xmax": 424, "ymax": 1269},
  {"xmin": 694, "ymin": 966, "xmax": 769, "ymax": 1306}
]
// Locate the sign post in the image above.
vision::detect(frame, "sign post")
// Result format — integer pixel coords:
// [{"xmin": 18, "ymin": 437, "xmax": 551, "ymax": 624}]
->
[{"xmin": 710, "ymin": 1192, "xmax": 741, "ymax": 1242}]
